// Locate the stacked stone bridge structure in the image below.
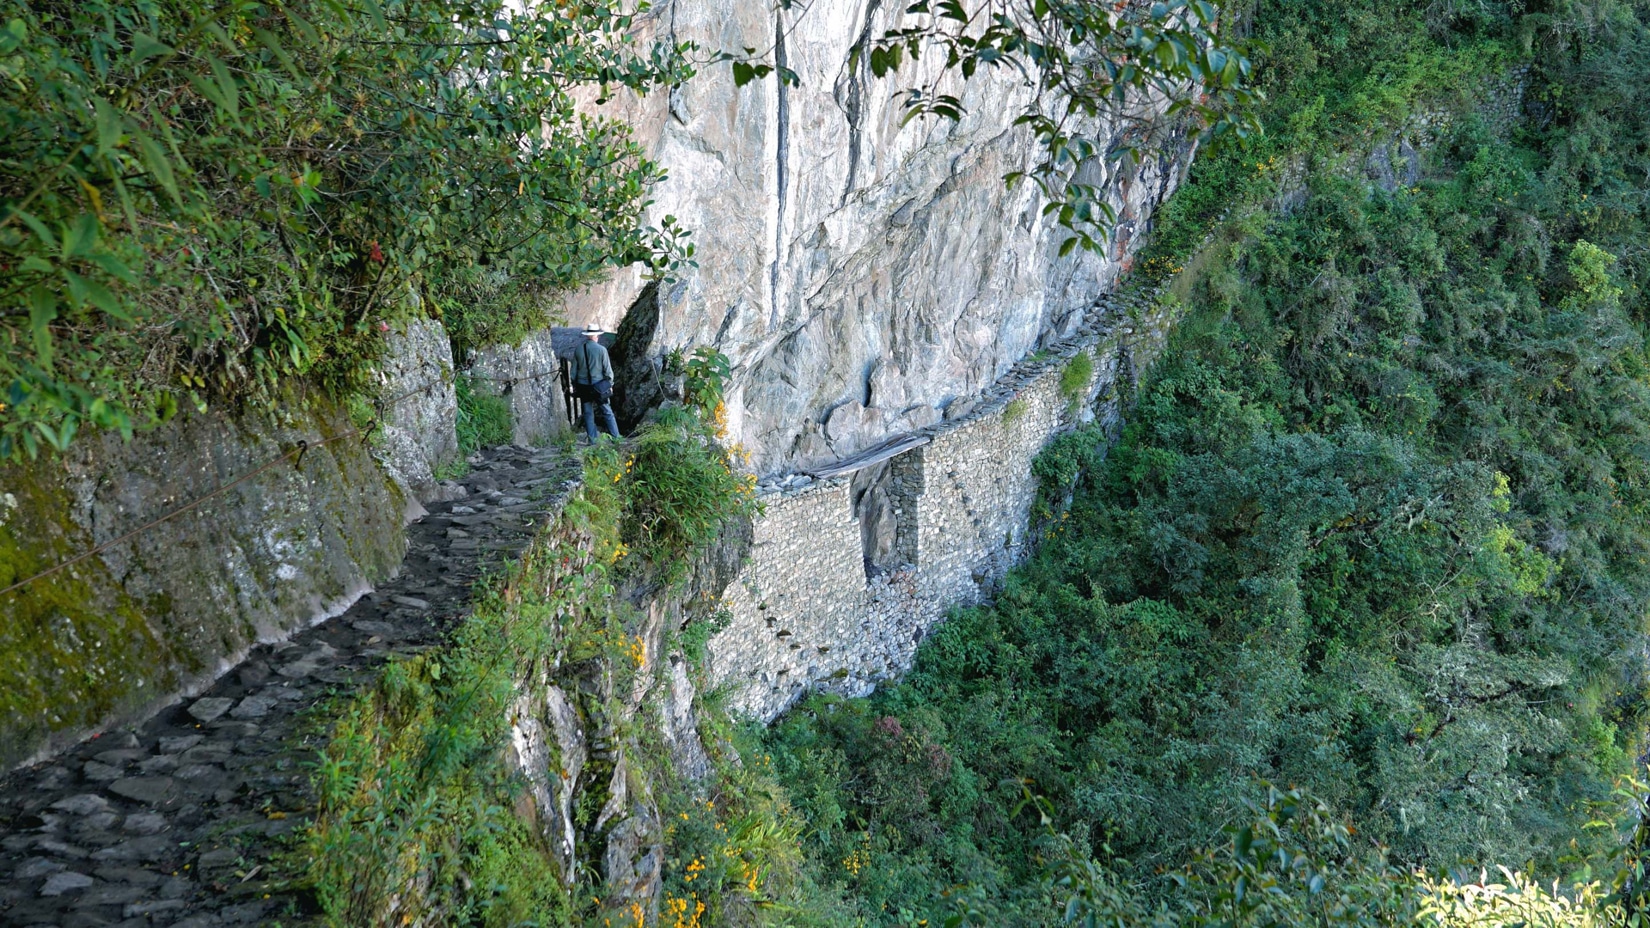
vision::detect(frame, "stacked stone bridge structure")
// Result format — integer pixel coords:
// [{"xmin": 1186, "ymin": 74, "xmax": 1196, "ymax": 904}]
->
[{"xmin": 707, "ymin": 289, "xmax": 1178, "ymax": 719}]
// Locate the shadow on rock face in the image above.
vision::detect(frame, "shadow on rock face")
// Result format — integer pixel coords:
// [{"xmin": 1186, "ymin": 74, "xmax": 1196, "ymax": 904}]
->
[{"xmin": 610, "ymin": 281, "xmax": 663, "ymax": 433}]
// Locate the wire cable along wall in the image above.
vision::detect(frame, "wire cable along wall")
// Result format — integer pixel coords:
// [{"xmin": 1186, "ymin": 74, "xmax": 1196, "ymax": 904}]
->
[{"xmin": 0, "ymin": 363, "xmax": 570, "ymax": 600}]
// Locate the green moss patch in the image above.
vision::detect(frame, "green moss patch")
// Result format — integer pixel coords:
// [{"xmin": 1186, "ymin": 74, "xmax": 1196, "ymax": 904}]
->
[{"xmin": 0, "ymin": 463, "xmax": 176, "ymax": 769}]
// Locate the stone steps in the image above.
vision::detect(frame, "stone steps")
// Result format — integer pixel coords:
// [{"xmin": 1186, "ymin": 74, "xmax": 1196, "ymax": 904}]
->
[{"xmin": 0, "ymin": 446, "xmax": 581, "ymax": 928}]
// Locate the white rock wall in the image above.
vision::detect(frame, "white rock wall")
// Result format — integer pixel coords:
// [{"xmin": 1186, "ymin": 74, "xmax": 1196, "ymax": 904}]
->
[
  {"xmin": 375, "ymin": 317, "xmax": 460, "ymax": 503},
  {"xmin": 564, "ymin": 0, "xmax": 1194, "ymax": 474},
  {"xmin": 467, "ymin": 329, "xmax": 573, "ymax": 447}
]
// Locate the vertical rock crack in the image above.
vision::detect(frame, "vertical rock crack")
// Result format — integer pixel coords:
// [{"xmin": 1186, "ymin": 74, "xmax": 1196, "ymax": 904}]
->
[{"xmin": 769, "ymin": 11, "xmax": 790, "ymax": 330}]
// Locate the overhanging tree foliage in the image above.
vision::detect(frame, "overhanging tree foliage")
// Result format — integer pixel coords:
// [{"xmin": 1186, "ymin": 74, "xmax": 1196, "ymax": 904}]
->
[
  {"xmin": 0, "ymin": 0, "xmax": 691, "ymax": 459},
  {"xmin": 783, "ymin": 0, "xmax": 1263, "ymax": 255}
]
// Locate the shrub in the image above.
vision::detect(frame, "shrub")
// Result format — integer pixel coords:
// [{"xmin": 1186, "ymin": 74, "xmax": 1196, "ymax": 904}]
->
[
  {"xmin": 623, "ymin": 406, "xmax": 756, "ymax": 584},
  {"xmin": 1030, "ymin": 426, "xmax": 1104, "ymax": 522},
  {"xmin": 1059, "ymin": 350, "xmax": 1095, "ymax": 411},
  {"xmin": 453, "ymin": 376, "xmax": 512, "ymax": 456},
  {"xmin": 1001, "ymin": 396, "xmax": 1028, "ymax": 425}
]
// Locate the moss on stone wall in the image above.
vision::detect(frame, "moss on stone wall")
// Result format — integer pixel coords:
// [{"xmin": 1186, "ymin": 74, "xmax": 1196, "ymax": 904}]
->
[
  {"xmin": 0, "ymin": 464, "xmax": 177, "ymax": 769},
  {"xmin": 0, "ymin": 387, "xmax": 408, "ymax": 771}
]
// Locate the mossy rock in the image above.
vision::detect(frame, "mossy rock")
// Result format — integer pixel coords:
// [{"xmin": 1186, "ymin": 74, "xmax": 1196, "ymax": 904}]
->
[
  {"xmin": 0, "ymin": 465, "xmax": 176, "ymax": 769},
  {"xmin": 0, "ymin": 388, "xmax": 406, "ymax": 770}
]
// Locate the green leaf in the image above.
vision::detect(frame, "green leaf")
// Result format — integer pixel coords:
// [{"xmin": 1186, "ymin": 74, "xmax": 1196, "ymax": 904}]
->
[
  {"xmin": 252, "ymin": 27, "xmax": 300, "ymax": 78},
  {"xmin": 191, "ymin": 68, "xmax": 237, "ymax": 121},
  {"xmin": 132, "ymin": 131, "xmax": 181, "ymax": 206},
  {"xmin": 62, "ymin": 213, "xmax": 99, "ymax": 259},
  {"xmin": 280, "ymin": 6, "xmax": 321, "ymax": 46},
  {"xmin": 93, "ymin": 98, "xmax": 124, "ymax": 155},
  {"xmin": 110, "ymin": 174, "xmax": 140, "ymax": 233},
  {"xmin": 209, "ymin": 55, "xmax": 241, "ymax": 121},
  {"xmin": 15, "ymin": 208, "xmax": 56, "ymax": 253},
  {"xmin": 89, "ymin": 252, "xmax": 137, "ymax": 283},
  {"xmin": 52, "ymin": 416, "xmax": 77, "ymax": 450},
  {"xmin": 129, "ymin": 32, "xmax": 172, "ymax": 66},
  {"xmin": 64, "ymin": 271, "xmax": 132, "ymax": 321},
  {"xmin": 34, "ymin": 421, "xmax": 61, "ymax": 451},
  {"xmin": 28, "ymin": 286, "xmax": 57, "ymax": 368},
  {"xmin": 0, "ymin": 18, "xmax": 26, "ymax": 55}
]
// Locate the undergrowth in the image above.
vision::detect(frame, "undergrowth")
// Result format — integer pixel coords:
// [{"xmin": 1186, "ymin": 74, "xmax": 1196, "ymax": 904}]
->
[
  {"xmin": 455, "ymin": 376, "xmax": 515, "ymax": 457},
  {"xmin": 299, "ymin": 351, "xmax": 792, "ymax": 927}
]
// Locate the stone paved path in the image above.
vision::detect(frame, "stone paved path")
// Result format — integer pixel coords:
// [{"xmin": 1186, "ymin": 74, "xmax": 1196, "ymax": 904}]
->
[{"xmin": 0, "ymin": 445, "xmax": 581, "ymax": 927}]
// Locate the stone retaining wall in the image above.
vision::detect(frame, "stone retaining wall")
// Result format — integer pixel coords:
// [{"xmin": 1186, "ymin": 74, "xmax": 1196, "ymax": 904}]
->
[
  {"xmin": 706, "ymin": 291, "xmax": 1177, "ymax": 719},
  {"xmin": 466, "ymin": 328, "xmax": 573, "ymax": 448}
]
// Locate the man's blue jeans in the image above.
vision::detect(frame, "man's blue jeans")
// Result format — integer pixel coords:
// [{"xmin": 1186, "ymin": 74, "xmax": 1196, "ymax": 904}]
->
[{"xmin": 583, "ymin": 398, "xmax": 621, "ymax": 442}]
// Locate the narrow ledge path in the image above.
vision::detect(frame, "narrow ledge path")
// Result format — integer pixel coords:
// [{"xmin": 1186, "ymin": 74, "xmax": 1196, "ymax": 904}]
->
[{"xmin": 0, "ymin": 444, "xmax": 582, "ymax": 928}]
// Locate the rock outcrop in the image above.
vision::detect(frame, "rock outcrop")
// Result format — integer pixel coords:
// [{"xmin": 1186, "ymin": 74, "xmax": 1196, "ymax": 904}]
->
[
  {"xmin": 561, "ymin": 0, "xmax": 1194, "ymax": 473},
  {"xmin": 375, "ymin": 317, "xmax": 461, "ymax": 503}
]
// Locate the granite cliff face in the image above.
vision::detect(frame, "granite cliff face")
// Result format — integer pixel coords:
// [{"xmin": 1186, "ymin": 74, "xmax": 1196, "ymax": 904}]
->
[{"xmin": 564, "ymin": 0, "xmax": 1193, "ymax": 473}]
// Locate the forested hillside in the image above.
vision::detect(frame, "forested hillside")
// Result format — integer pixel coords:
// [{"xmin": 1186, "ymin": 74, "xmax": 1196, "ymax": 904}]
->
[
  {"xmin": 746, "ymin": 0, "xmax": 1650, "ymax": 923},
  {"xmin": 9, "ymin": 1, "xmax": 1650, "ymax": 926}
]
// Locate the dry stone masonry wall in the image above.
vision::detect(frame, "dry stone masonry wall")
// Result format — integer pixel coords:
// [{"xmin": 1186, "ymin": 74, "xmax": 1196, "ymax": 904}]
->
[{"xmin": 707, "ymin": 289, "xmax": 1179, "ymax": 719}]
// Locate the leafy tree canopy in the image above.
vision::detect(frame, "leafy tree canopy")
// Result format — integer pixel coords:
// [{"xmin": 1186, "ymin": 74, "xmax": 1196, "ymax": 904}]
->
[{"xmin": 0, "ymin": 0, "xmax": 692, "ymax": 459}]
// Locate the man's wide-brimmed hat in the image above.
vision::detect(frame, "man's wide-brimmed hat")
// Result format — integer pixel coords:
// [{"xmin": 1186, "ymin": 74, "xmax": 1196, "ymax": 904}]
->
[{"xmin": 582, "ymin": 324, "xmax": 604, "ymax": 335}]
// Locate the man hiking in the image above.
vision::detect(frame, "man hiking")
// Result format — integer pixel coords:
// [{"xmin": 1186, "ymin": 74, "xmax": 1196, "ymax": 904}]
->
[{"xmin": 571, "ymin": 323, "xmax": 621, "ymax": 443}]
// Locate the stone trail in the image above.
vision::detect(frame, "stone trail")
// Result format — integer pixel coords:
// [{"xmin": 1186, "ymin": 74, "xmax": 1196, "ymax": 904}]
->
[{"xmin": 0, "ymin": 445, "xmax": 581, "ymax": 927}]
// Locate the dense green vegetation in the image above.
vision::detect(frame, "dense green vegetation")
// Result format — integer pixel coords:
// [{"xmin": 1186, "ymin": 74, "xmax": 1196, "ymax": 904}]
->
[
  {"xmin": 0, "ymin": 0, "xmax": 690, "ymax": 460},
  {"xmin": 749, "ymin": 0, "xmax": 1650, "ymax": 924},
  {"xmin": 454, "ymin": 374, "xmax": 514, "ymax": 457}
]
